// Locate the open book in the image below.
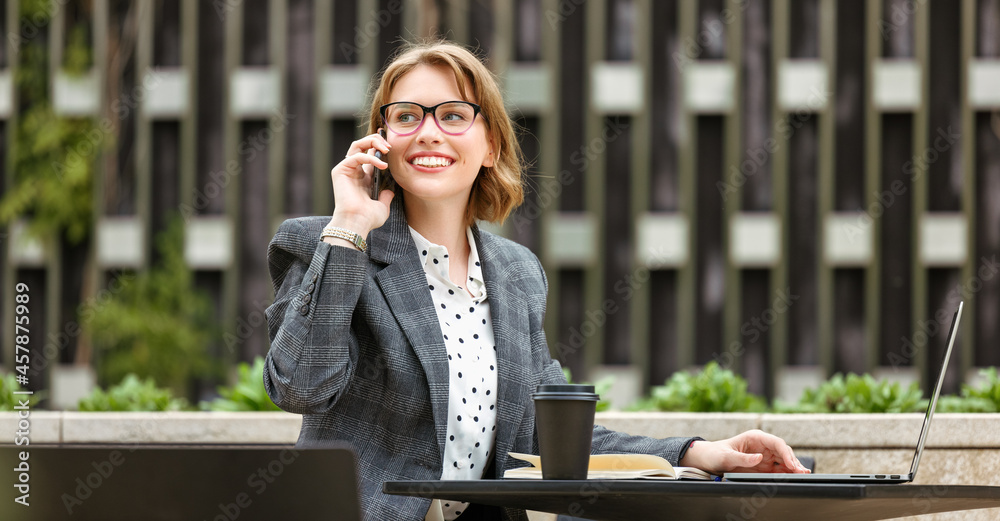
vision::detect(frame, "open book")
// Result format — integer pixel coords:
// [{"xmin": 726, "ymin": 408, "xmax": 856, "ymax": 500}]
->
[{"xmin": 504, "ymin": 452, "xmax": 713, "ymax": 481}]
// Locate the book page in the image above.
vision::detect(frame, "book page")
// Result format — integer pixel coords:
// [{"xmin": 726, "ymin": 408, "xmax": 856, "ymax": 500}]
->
[{"xmin": 505, "ymin": 453, "xmax": 713, "ymax": 480}]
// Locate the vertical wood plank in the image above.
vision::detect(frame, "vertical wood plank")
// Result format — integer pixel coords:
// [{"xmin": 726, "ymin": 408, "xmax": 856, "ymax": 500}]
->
[
  {"xmin": 960, "ymin": 0, "xmax": 978, "ymax": 377},
  {"xmin": 584, "ymin": 0, "xmax": 606, "ymax": 373},
  {"xmin": 786, "ymin": 114, "xmax": 819, "ymax": 366},
  {"xmin": 677, "ymin": 0, "xmax": 697, "ymax": 370},
  {"xmin": 910, "ymin": 0, "xmax": 929, "ymax": 389},
  {"xmin": 972, "ymin": 0, "xmax": 1000, "ymax": 369},
  {"xmin": 831, "ymin": 0, "xmax": 867, "ymax": 376},
  {"xmin": 864, "ymin": 0, "xmax": 879, "ymax": 374},
  {"xmin": 723, "ymin": 0, "xmax": 743, "ymax": 384},
  {"xmin": 179, "ymin": 0, "xmax": 197, "ymax": 215},
  {"xmin": 817, "ymin": 0, "xmax": 836, "ymax": 377},
  {"xmin": 739, "ymin": 0, "xmax": 775, "ymax": 397},
  {"xmin": 269, "ymin": 0, "xmax": 288, "ymax": 221},
  {"xmin": 222, "ymin": 0, "xmax": 243, "ymax": 366},
  {"xmin": 630, "ymin": 0, "xmax": 651, "ymax": 386},
  {"xmin": 196, "ymin": 0, "xmax": 227, "ymax": 217},
  {"xmin": 135, "ymin": 2, "xmax": 152, "ymax": 267},
  {"xmin": 538, "ymin": 0, "xmax": 563, "ymax": 373},
  {"xmin": 284, "ymin": 0, "xmax": 312, "ymax": 217},
  {"xmin": 877, "ymin": 0, "xmax": 915, "ymax": 372},
  {"xmin": 925, "ymin": 0, "xmax": 964, "ymax": 394},
  {"xmin": 646, "ymin": 0, "xmax": 680, "ymax": 383},
  {"xmin": 550, "ymin": 0, "xmax": 586, "ymax": 377},
  {"xmin": 602, "ymin": 0, "xmax": 635, "ymax": 367}
]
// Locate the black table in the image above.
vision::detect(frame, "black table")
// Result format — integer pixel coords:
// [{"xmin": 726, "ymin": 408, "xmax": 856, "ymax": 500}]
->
[{"xmin": 383, "ymin": 479, "xmax": 1000, "ymax": 520}]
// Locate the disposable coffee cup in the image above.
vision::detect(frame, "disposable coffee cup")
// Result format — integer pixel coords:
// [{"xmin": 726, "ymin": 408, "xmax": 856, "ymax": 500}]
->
[{"xmin": 532, "ymin": 384, "xmax": 599, "ymax": 480}]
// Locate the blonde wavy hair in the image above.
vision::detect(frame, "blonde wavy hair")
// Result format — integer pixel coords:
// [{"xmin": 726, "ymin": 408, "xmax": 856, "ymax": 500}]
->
[{"xmin": 366, "ymin": 41, "xmax": 525, "ymax": 226}]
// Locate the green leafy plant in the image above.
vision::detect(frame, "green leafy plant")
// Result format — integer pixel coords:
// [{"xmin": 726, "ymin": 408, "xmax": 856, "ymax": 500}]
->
[
  {"xmin": 933, "ymin": 395, "xmax": 997, "ymax": 413},
  {"xmin": 960, "ymin": 367, "xmax": 1000, "ymax": 411},
  {"xmin": 200, "ymin": 357, "xmax": 281, "ymax": 412},
  {"xmin": 0, "ymin": 373, "xmax": 43, "ymax": 410},
  {"xmin": 932, "ymin": 367, "xmax": 1000, "ymax": 413},
  {"xmin": 0, "ymin": 0, "xmax": 98, "ymax": 245},
  {"xmin": 78, "ymin": 374, "xmax": 189, "ymax": 412},
  {"xmin": 633, "ymin": 362, "xmax": 767, "ymax": 413},
  {"xmin": 775, "ymin": 373, "xmax": 925, "ymax": 413},
  {"xmin": 88, "ymin": 216, "xmax": 219, "ymax": 396}
]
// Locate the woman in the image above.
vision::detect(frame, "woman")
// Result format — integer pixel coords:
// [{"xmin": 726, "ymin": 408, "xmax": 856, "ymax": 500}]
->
[{"xmin": 263, "ymin": 41, "xmax": 809, "ymax": 521}]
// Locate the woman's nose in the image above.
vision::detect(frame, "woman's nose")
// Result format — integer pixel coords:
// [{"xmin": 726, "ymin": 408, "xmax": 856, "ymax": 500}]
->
[{"xmin": 414, "ymin": 114, "xmax": 444, "ymax": 144}]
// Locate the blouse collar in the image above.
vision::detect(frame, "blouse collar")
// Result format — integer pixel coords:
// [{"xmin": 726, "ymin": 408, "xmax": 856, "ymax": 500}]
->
[{"xmin": 408, "ymin": 226, "xmax": 488, "ymax": 302}]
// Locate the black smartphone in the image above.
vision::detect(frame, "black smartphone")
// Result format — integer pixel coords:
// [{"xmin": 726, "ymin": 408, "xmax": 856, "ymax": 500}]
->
[{"xmin": 370, "ymin": 129, "xmax": 390, "ymax": 200}]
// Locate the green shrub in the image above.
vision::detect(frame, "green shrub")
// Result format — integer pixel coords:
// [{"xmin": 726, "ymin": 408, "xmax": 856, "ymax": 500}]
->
[
  {"xmin": 0, "ymin": 373, "xmax": 43, "ymax": 411},
  {"xmin": 775, "ymin": 373, "xmax": 925, "ymax": 413},
  {"xmin": 78, "ymin": 374, "xmax": 189, "ymax": 412},
  {"xmin": 200, "ymin": 357, "xmax": 281, "ymax": 412},
  {"xmin": 88, "ymin": 216, "xmax": 220, "ymax": 396},
  {"xmin": 634, "ymin": 362, "xmax": 767, "ymax": 413},
  {"xmin": 931, "ymin": 367, "xmax": 1000, "ymax": 413},
  {"xmin": 933, "ymin": 395, "xmax": 997, "ymax": 413},
  {"xmin": 960, "ymin": 367, "xmax": 1000, "ymax": 411}
]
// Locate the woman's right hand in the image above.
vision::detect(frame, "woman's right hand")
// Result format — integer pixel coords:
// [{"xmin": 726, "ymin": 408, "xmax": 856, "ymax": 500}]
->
[{"xmin": 327, "ymin": 131, "xmax": 395, "ymax": 235}]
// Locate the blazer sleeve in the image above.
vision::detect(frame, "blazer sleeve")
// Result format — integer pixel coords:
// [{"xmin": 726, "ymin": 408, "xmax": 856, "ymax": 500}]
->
[
  {"xmin": 527, "ymin": 256, "xmax": 702, "ymax": 466},
  {"xmin": 263, "ymin": 218, "xmax": 368, "ymax": 415}
]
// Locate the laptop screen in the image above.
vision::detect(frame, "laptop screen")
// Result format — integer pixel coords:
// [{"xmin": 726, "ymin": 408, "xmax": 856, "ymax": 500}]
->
[
  {"xmin": 0, "ymin": 444, "xmax": 361, "ymax": 521},
  {"xmin": 908, "ymin": 301, "xmax": 963, "ymax": 478}
]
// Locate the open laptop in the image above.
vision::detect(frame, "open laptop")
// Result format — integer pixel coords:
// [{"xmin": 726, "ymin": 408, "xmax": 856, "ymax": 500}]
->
[
  {"xmin": 725, "ymin": 301, "xmax": 963, "ymax": 484},
  {"xmin": 0, "ymin": 444, "xmax": 361, "ymax": 521}
]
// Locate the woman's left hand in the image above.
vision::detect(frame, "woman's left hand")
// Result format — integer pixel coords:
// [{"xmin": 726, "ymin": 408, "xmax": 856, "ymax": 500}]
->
[{"xmin": 678, "ymin": 429, "xmax": 811, "ymax": 475}]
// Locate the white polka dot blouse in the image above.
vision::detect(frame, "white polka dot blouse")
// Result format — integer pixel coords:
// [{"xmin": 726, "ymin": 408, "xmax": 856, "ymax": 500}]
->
[{"xmin": 409, "ymin": 226, "xmax": 498, "ymax": 521}]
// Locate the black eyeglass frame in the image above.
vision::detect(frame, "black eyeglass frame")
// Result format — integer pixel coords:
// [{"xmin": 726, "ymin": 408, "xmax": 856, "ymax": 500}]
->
[{"xmin": 379, "ymin": 100, "xmax": 484, "ymax": 136}]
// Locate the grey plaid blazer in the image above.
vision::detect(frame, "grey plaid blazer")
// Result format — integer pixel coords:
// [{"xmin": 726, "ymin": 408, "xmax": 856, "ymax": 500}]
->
[{"xmin": 263, "ymin": 196, "xmax": 698, "ymax": 521}]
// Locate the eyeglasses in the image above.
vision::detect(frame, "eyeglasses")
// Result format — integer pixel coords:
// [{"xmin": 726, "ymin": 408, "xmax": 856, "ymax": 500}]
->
[{"xmin": 379, "ymin": 101, "xmax": 483, "ymax": 136}]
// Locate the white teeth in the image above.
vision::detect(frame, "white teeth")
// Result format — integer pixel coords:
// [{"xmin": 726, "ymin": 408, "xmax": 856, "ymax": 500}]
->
[{"xmin": 410, "ymin": 156, "xmax": 453, "ymax": 168}]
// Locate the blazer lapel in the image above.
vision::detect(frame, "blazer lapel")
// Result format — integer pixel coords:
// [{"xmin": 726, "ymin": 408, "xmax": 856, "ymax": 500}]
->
[
  {"xmin": 474, "ymin": 228, "xmax": 532, "ymax": 477},
  {"xmin": 369, "ymin": 201, "xmax": 536, "ymax": 474},
  {"xmin": 370, "ymin": 196, "xmax": 451, "ymax": 458}
]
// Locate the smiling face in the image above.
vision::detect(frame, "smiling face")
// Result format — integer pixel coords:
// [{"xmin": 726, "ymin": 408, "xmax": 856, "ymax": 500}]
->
[{"xmin": 384, "ymin": 64, "xmax": 494, "ymax": 210}]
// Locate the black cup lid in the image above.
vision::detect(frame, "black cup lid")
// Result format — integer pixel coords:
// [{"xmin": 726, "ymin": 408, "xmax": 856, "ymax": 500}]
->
[{"xmin": 535, "ymin": 384, "xmax": 595, "ymax": 393}]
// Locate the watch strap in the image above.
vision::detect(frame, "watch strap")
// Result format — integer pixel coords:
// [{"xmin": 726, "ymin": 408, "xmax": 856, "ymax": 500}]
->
[{"xmin": 321, "ymin": 226, "xmax": 367, "ymax": 253}]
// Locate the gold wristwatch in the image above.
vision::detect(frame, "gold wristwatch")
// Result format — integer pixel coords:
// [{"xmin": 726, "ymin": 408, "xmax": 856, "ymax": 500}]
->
[{"xmin": 321, "ymin": 225, "xmax": 367, "ymax": 253}]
